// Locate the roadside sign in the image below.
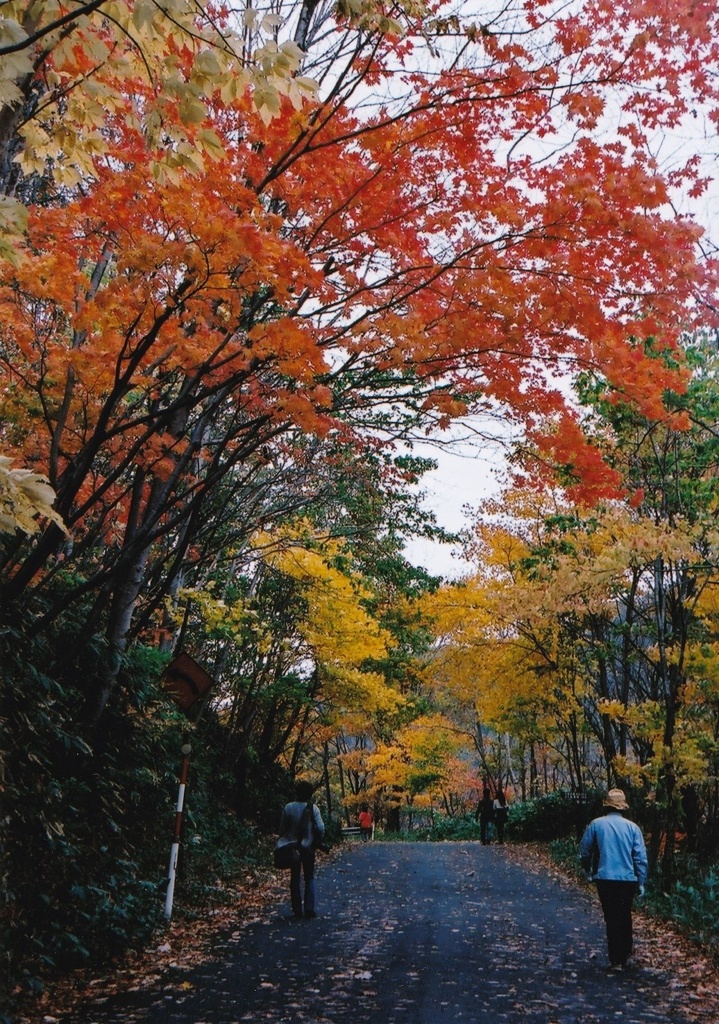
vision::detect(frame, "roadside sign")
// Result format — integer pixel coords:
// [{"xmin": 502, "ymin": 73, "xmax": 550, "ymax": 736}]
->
[{"xmin": 162, "ymin": 652, "xmax": 213, "ymax": 711}]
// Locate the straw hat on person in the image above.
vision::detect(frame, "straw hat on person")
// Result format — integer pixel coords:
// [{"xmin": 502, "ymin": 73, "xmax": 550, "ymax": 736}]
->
[{"xmin": 603, "ymin": 788, "xmax": 629, "ymax": 811}]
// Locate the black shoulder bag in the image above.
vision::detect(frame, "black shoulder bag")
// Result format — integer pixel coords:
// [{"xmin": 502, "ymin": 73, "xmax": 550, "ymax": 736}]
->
[{"xmin": 273, "ymin": 802, "xmax": 311, "ymax": 869}]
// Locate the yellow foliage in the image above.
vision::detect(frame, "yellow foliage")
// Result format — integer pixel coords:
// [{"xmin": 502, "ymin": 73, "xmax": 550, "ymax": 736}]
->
[
  {"xmin": 610, "ymin": 756, "xmax": 649, "ymax": 788},
  {"xmin": 411, "ymin": 792, "xmax": 433, "ymax": 810},
  {"xmin": 367, "ymin": 743, "xmax": 412, "ymax": 792},
  {"xmin": 256, "ymin": 527, "xmax": 403, "ymax": 714},
  {"xmin": 0, "ymin": 455, "xmax": 67, "ymax": 535},
  {"xmin": 416, "ymin": 477, "xmax": 719, "ymax": 794},
  {"xmin": 266, "ymin": 538, "xmax": 388, "ymax": 662},
  {"xmin": 1, "ymin": 0, "xmax": 320, "ymax": 231},
  {"xmin": 173, "ymin": 586, "xmax": 257, "ymax": 639},
  {"xmin": 422, "ymin": 565, "xmax": 572, "ymax": 734},
  {"xmin": 396, "ymin": 713, "xmax": 464, "ymax": 757},
  {"xmin": 322, "ymin": 665, "xmax": 403, "ymax": 715},
  {"xmin": 366, "ymin": 713, "xmax": 466, "ymax": 798}
]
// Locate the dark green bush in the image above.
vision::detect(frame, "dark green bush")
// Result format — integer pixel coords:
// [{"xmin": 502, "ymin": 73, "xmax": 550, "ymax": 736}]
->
[
  {"xmin": 180, "ymin": 759, "xmax": 266, "ymax": 898},
  {"xmin": 508, "ymin": 791, "xmax": 599, "ymax": 842},
  {"xmin": 373, "ymin": 815, "xmax": 484, "ymax": 842},
  {"xmin": 324, "ymin": 818, "xmax": 344, "ymax": 847},
  {"xmin": 426, "ymin": 815, "xmax": 484, "ymax": 842},
  {"xmin": 375, "ymin": 799, "xmax": 594, "ymax": 844},
  {"xmin": 3, "ymin": 636, "xmax": 176, "ymax": 989},
  {"xmin": 549, "ymin": 837, "xmax": 582, "ymax": 875},
  {"xmin": 1, "ymin": 628, "xmax": 264, "ymax": 1002},
  {"xmin": 646, "ymin": 861, "xmax": 719, "ymax": 961}
]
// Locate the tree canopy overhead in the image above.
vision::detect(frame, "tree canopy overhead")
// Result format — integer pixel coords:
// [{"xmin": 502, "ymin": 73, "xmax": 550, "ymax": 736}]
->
[
  {"xmin": 1, "ymin": 0, "xmax": 717, "ymax": 710},
  {"xmin": 6, "ymin": 5, "xmax": 719, "ymax": 997}
]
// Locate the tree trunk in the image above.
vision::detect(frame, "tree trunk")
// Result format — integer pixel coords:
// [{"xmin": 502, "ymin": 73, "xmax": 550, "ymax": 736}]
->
[
  {"xmin": 322, "ymin": 741, "xmax": 333, "ymax": 822},
  {"xmin": 83, "ymin": 541, "xmax": 151, "ymax": 728}
]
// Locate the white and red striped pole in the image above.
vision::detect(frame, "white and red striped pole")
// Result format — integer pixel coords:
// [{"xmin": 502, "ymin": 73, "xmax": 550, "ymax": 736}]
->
[{"xmin": 164, "ymin": 740, "xmax": 192, "ymax": 921}]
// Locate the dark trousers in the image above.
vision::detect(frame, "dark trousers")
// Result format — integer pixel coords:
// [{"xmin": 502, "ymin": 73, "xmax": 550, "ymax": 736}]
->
[
  {"xmin": 290, "ymin": 848, "xmax": 316, "ymax": 916},
  {"xmin": 596, "ymin": 880, "xmax": 637, "ymax": 966},
  {"xmin": 480, "ymin": 817, "xmax": 492, "ymax": 845}
]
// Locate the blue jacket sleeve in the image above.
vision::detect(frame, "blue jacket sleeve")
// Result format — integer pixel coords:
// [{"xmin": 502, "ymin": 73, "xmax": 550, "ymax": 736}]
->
[
  {"xmin": 579, "ymin": 823, "xmax": 596, "ymax": 873},
  {"xmin": 632, "ymin": 825, "xmax": 648, "ymax": 886}
]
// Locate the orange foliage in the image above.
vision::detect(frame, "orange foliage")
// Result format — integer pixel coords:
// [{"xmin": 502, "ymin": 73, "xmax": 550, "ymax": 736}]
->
[{"xmin": 1, "ymin": 0, "xmax": 719, "ymax": 584}]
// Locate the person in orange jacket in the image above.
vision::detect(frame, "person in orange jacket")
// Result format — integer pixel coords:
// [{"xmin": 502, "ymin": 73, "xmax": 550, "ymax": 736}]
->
[{"xmin": 358, "ymin": 804, "xmax": 373, "ymax": 841}]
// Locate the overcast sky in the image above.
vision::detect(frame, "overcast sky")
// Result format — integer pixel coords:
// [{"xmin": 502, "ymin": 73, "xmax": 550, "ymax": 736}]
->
[{"xmin": 402, "ymin": 419, "xmax": 514, "ymax": 580}]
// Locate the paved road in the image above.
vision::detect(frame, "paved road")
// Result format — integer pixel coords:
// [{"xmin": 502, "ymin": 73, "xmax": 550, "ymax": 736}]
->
[{"xmin": 69, "ymin": 843, "xmax": 711, "ymax": 1024}]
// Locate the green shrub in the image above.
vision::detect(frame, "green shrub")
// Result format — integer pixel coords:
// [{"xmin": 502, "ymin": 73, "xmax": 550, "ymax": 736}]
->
[
  {"xmin": 3, "ymin": 639, "xmax": 176, "ymax": 988},
  {"xmin": 646, "ymin": 863, "xmax": 719, "ymax": 960},
  {"xmin": 324, "ymin": 818, "xmax": 344, "ymax": 847},
  {"xmin": 381, "ymin": 800, "xmax": 596, "ymax": 844},
  {"xmin": 372, "ymin": 815, "xmax": 484, "ymax": 842},
  {"xmin": 667, "ymin": 869, "xmax": 719, "ymax": 955},
  {"xmin": 549, "ymin": 837, "xmax": 582, "ymax": 876},
  {"xmin": 427, "ymin": 815, "xmax": 484, "ymax": 842},
  {"xmin": 509, "ymin": 792, "xmax": 599, "ymax": 842},
  {"xmin": 2, "ymin": 629, "xmax": 254, "ymax": 999}
]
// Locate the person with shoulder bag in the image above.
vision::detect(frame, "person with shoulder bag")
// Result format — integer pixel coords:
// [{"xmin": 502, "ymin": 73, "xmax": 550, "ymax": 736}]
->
[{"xmin": 275, "ymin": 780, "xmax": 326, "ymax": 919}]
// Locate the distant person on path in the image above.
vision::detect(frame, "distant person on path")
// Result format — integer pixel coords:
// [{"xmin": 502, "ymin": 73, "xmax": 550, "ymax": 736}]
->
[
  {"xmin": 493, "ymin": 790, "xmax": 509, "ymax": 844},
  {"xmin": 278, "ymin": 780, "xmax": 326, "ymax": 919},
  {"xmin": 358, "ymin": 804, "xmax": 373, "ymax": 842},
  {"xmin": 478, "ymin": 787, "xmax": 494, "ymax": 845},
  {"xmin": 579, "ymin": 788, "xmax": 648, "ymax": 972}
]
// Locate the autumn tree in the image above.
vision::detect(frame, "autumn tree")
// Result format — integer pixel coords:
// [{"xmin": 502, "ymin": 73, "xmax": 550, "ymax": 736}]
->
[
  {"xmin": 168, "ymin": 513, "xmax": 416, "ymax": 806},
  {"xmin": 4, "ymin": 0, "xmax": 719, "ymax": 985},
  {"xmin": 3, "ymin": 0, "xmax": 717, "ymax": 677},
  {"xmin": 567, "ymin": 337, "xmax": 719, "ymax": 884},
  {"xmin": 422, "ymin": 497, "xmax": 598, "ymax": 801},
  {"xmin": 429, "ymin": 337, "xmax": 719, "ymax": 887}
]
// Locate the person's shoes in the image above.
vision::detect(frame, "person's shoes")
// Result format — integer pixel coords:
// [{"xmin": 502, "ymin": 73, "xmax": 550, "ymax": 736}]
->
[{"xmin": 606, "ymin": 963, "xmax": 625, "ymax": 973}]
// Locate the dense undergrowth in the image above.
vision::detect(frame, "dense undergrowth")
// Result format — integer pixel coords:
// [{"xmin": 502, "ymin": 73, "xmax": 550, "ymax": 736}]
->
[
  {"xmin": 1, "ymin": 628, "xmax": 289, "ymax": 1008},
  {"xmin": 374, "ymin": 791, "xmax": 599, "ymax": 844}
]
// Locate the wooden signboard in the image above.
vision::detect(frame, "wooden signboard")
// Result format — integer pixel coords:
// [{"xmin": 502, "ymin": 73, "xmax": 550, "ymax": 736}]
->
[{"xmin": 162, "ymin": 652, "xmax": 213, "ymax": 712}]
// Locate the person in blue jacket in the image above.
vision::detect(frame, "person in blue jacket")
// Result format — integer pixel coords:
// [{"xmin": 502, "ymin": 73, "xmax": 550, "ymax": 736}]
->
[{"xmin": 579, "ymin": 788, "xmax": 648, "ymax": 972}]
